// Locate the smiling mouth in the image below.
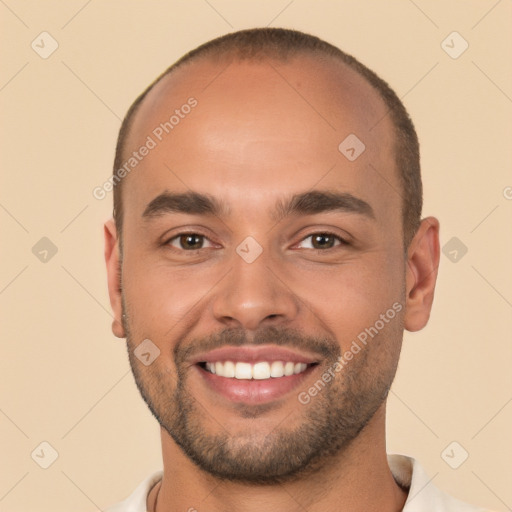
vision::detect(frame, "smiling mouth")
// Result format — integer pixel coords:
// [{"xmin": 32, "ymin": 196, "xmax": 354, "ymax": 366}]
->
[{"xmin": 198, "ymin": 360, "xmax": 318, "ymax": 380}]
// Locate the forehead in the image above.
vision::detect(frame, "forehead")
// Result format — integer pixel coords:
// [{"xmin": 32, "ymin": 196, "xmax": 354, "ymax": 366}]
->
[
  {"xmin": 131, "ymin": 54, "xmax": 393, "ymax": 148},
  {"xmin": 122, "ymin": 54, "xmax": 399, "ymax": 226}
]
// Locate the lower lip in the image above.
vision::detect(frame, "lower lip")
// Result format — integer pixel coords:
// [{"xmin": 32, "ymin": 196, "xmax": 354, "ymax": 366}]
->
[{"xmin": 195, "ymin": 364, "xmax": 317, "ymax": 405}]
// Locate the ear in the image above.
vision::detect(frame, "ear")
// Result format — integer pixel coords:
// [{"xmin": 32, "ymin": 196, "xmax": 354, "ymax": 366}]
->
[
  {"xmin": 104, "ymin": 219, "xmax": 125, "ymax": 338},
  {"xmin": 404, "ymin": 217, "xmax": 440, "ymax": 332}
]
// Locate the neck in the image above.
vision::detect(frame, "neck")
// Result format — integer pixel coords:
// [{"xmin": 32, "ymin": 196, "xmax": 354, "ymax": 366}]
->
[{"xmin": 150, "ymin": 404, "xmax": 407, "ymax": 512}]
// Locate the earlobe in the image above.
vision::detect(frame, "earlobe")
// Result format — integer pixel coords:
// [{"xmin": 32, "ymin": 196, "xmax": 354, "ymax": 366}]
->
[
  {"xmin": 104, "ymin": 219, "xmax": 126, "ymax": 338},
  {"xmin": 404, "ymin": 217, "xmax": 440, "ymax": 332}
]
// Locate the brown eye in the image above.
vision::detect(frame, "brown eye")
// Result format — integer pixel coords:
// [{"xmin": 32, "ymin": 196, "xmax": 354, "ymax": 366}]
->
[
  {"xmin": 311, "ymin": 234, "xmax": 336, "ymax": 249},
  {"xmin": 180, "ymin": 234, "xmax": 203, "ymax": 249},
  {"xmin": 167, "ymin": 233, "xmax": 213, "ymax": 250},
  {"xmin": 297, "ymin": 233, "xmax": 346, "ymax": 250}
]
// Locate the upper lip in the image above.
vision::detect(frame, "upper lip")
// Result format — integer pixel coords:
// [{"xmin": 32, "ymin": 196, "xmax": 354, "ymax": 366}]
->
[{"xmin": 190, "ymin": 344, "xmax": 320, "ymax": 365}]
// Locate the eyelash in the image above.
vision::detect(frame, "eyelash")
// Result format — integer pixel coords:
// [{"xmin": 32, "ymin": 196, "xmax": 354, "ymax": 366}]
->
[{"xmin": 163, "ymin": 231, "xmax": 349, "ymax": 252}]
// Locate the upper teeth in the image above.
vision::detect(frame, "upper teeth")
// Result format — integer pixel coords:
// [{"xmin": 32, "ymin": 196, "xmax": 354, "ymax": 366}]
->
[{"xmin": 205, "ymin": 361, "xmax": 308, "ymax": 379}]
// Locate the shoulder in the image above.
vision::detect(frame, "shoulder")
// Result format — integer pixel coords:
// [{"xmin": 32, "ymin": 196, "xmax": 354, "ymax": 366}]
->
[{"xmin": 388, "ymin": 454, "xmax": 493, "ymax": 512}]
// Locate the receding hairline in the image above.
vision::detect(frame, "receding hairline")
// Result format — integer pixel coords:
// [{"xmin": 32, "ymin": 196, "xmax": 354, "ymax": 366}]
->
[{"xmin": 122, "ymin": 48, "xmax": 389, "ymax": 163}]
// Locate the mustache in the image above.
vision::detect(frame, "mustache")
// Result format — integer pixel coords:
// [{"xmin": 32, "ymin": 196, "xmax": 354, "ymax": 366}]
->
[{"xmin": 175, "ymin": 325, "xmax": 341, "ymax": 365}]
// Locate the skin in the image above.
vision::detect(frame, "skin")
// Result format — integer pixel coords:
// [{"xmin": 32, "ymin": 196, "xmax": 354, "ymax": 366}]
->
[{"xmin": 104, "ymin": 54, "xmax": 440, "ymax": 512}]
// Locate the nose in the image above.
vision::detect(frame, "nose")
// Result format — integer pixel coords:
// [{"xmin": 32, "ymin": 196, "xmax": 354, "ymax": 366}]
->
[{"xmin": 211, "ymin": 245, "xmax": 300, "ymax": 332}]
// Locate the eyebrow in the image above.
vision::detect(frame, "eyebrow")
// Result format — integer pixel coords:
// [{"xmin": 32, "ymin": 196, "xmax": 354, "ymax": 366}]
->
[
  {"xmin": 142, "ymin": 191, "xmax": 229, "ymax": 219},
  {"xmin": 271, "ymin": 190, "xmax": 375, "ymax": 223},
  {"xmin": 142, "ymin": 190, "xmax": 375, "ymax": 222}
]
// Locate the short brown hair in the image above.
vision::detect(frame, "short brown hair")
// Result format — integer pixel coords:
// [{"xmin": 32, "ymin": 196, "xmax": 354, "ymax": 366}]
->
[{"xmin": 113, "ymin": 27, "xmax": 422, "ymax": 247}]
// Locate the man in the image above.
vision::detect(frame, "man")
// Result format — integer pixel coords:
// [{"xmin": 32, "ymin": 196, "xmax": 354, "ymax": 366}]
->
[{"xmin": 104, "ymin": 28, "xmax": 489, "ymax": 511}]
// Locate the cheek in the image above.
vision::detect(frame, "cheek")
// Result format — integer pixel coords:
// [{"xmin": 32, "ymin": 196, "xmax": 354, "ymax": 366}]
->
[
  {"xmin": 288, "ymin": 251, "xmax": 405, "ymax": 348},
  {"xmin": 121, "ymin": 252, "xmax": 224, "ymax": 338}
]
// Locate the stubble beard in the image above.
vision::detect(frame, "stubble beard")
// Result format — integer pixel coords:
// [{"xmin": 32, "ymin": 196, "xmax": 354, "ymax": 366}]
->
[{"xmin": 123, "ymin": 301, "xmax": 402, "ymax": 484}]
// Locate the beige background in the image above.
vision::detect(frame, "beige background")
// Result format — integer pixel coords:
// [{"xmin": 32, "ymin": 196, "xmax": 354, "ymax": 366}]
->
[{"xmin": 1, "ymin": 1, "xmax": 511, "ymax": 510}]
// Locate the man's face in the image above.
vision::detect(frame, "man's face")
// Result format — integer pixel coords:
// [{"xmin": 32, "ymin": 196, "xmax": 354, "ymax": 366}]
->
[{"xmin": 116, "ymin": 55, "xmax": 407, "ymax": 482}]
